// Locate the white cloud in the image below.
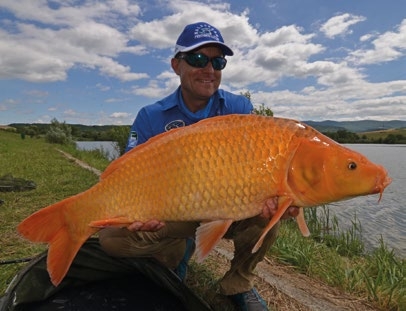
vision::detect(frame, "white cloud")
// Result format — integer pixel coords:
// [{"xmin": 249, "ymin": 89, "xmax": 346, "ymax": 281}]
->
[
  {"xmin": 110, "ymin": 112, "xmax": 131, "ymax": 118},
  {"xmin": 24, "ymin": 90, "xmax": 49, "ymax": 97},
  {"xmin": 0, "ymin": 0, "xmax": 141, "ymax": 27},
  {"xmin": 2, "ymin": 98, "xmax": 19, "ymax": 105},
  {"xmin": 105, "ymin": 98, "xmax": 124, "ymax": 103},
  {"xmin": 129, "ymin": 0, "xmax": 257, "ymax": 51},
  {"xmin": 63, "ymin": 109, "xmax": 78, "ymax": 117},
  {"xmin": 131, "ymin": 74, "xmax": 179, "ymax": 98},
  {"xmin": 349, "ymin": 19, "xmax": 406, "ymax": 65},
  {"xmin": 251, "ymin": 80, "xmax": 406, "ymax": 121},
  {"xmin": 96, "ymin": 83, "xmax": 111, "ymax": 92},
  {"xmin": 97, "ymin": 57, "xmax": 149, "ymax": 81},
  {"xmin": 0, "ymin": 0, "xmax": 147, "ymax": 82},
  {"xmin": 360, "ymin": 33, "xmax": 375, "ymax": 42},
  {"xmin": 321, "ymin": 13, "xmax": 366, "ymax": 38}
]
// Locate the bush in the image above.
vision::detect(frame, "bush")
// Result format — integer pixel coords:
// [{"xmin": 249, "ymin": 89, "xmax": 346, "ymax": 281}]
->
[
  {"xmin": 109, "ymin": 126, "xmax": 130, "ymax": 156},
  {"xmin": 45, "ymin": 118, "xmax": 73, "ymax": 145}
]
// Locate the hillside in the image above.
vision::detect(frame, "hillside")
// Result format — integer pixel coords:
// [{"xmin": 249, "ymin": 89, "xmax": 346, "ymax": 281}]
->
[{"xmin": 304, "ymin": 120, "xmax": 406, "ymax": 133}]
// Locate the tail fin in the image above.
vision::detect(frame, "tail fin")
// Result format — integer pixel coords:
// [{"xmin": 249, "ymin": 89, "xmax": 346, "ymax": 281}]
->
[{"xmin": 18, "ymin": 197, "xmax": 98, "ymax": 286}]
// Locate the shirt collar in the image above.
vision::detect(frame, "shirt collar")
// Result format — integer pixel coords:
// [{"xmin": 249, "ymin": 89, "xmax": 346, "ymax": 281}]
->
[{"xmin": 160, "ymin": 86, "xmax": 224, "ymax": 111}]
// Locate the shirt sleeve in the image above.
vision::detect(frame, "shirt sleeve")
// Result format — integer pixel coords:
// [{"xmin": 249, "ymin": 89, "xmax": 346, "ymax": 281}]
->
[
  {"xmin": 125, "ymin": 108, "xmax": 154, "ymax": 153},
  {"xmin": 231, "ymin": 94, "xmax": 254, "ymax": 114},
  {"xmin": 241, "ymin": 97, "xmax": 254, "ymax": 114}
]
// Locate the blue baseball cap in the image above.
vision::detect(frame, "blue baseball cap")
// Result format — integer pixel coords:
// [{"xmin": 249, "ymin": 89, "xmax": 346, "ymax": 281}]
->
[{"xmin": 174, "ymin": 22, "xmax": 234, "ymax": 57}]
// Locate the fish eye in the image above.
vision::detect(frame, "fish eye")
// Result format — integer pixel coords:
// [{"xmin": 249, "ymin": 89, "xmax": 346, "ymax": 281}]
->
[{"xmin": 348, "ymin": 162, "xmax": 357, "ymax": 170}]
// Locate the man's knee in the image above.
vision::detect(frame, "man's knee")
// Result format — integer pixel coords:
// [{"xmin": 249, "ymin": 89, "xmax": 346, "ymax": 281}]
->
[{"xmin": 98, "ymin": 227, "xmax": 129, "ymax": 256}]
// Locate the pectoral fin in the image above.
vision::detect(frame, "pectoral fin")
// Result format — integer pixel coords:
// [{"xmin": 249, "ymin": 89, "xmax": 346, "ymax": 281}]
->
[
  {"xmin": 252, "ymin": 196, "xmax": 293, "ymax": 253},
  {"xmin": 195, "ymin": 219, "xmax": 233, "ymax": 262}
]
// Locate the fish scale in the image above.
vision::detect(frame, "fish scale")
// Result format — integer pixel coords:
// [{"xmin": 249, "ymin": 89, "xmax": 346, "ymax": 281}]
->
[{"xmin": 18, "ymin": 114, "xmax": 391, "ymax": 286}]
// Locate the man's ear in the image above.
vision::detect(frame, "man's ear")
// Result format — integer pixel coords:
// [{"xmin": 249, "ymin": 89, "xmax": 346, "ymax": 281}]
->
[{"xmin": 171, "ymin": 58, "xmax": 181, "ymax": 75}]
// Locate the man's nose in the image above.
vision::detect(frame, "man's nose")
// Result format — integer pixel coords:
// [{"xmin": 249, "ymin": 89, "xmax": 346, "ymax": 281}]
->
[{"xmin": 202, "ymin": 60, "xmax": 215, "ymax": 72}]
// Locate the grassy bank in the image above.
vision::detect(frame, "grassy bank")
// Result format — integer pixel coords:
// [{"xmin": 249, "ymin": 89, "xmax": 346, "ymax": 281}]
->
[
  {"xmin": 0, "ymin": 131, "xmax": 110, "ymax": 294},
  {"xmin": 0, "ymin": 131, "xmax": 404, "ymax": 310},
  {"xmin": 269, "ymin": 216, "xmax": 405, "ymax": 310},
  {"xmin": 360, "ymin": 128, "xmax": 406, "ymax": 142}
]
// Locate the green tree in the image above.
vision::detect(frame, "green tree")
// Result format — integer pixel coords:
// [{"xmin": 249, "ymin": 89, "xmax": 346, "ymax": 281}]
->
[
  {"xmin": 240, "ymin": 91, "xmax": 274, "ymax": 116},
  {"xmin": 109, "ymin": 126, "xmax": 131, "ymax": 156},
  {"xmin": 253, "ymin": 103, "xmax": 274, "ymax": 117},
  {"xmin": 45, "ymin": 118, "xmax": 73, "ymax": 145},
  {"xmin": 383, "ymin": 134, "xmax": 397, "ymax": 144},
  {"xmin": 25, "ymin": 125, "xmax": 40, "ymax": 138},
  {"xmin": 240, "ymin": 90, "xmax": 251, "ymax": 101},
  {"xmin": 325, "ymin": 130, "xmax": 360, "ymax": 143}
]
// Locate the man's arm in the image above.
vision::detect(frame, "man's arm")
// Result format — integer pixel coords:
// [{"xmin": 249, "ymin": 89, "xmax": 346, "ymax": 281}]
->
[
  {"xmin": 127, "ymin": 200, "xmax": 299, "ymax": 232},
  {"xmin": 125, "ymin": 108, "xmax": 155, "ymax": 153}
]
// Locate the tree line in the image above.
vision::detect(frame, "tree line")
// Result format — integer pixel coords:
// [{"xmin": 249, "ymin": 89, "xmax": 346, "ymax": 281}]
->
[
  {"xmin": 12, "ymin": 119, "xmax": 130, "ymax": 156},
  {"xmin": 324, "ymin": 129, "xmax": 406, "ymax": 144}
]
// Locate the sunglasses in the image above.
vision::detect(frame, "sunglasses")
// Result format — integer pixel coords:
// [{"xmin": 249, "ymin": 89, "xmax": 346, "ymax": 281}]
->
[{"xmin": 176, "ymin": 53, "xmax": 227, "ymax": 71}]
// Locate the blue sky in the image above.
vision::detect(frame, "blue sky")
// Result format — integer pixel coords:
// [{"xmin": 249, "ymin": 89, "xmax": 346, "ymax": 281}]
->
[{"xmin": 0, "ymin": 0, "xmax": 405, "ymax": 125}]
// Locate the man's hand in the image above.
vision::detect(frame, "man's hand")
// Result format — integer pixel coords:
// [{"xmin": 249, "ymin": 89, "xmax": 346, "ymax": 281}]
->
[
  {"xmin": 127, "ymin": 220, "xmax": 165, "ymax": 232},
  {"xmin": 262, "ymin": 197, "xmax": 299, "ymax": 220}
]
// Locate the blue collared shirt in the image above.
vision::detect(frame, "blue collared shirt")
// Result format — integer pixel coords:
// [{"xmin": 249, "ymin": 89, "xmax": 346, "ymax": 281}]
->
[{"xmin": 125, "ymin": 86, "xmax": 253, "ymax": 152}]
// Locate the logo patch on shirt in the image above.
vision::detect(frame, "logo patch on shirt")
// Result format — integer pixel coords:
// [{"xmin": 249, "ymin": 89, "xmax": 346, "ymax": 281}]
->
[
  {"xmin": 130, "ymin": 131, "xmax": 138, "ymax": 141},
  {"xmin": 165, "ymin": 120, "xmax": 186, "ymax": 131}
]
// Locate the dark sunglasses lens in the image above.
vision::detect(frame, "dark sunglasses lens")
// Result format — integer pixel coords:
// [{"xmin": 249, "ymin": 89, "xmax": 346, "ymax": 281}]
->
[
  {"xmin": 211, "ymin": 57, "xmax": 227, "ymax": 70},
  {"xmin": 187, "ymin": 54, "xmax": 209, "ymax": 68},
  {"xmin": 183, "ymin": 54, "xmax": 226, "ymax": 70}
]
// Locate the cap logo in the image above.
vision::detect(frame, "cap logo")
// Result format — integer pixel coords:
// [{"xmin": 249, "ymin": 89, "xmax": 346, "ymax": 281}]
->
[
  {"xmin": 174, "ymin": 22, "xmax": 233, "ymax": 57},
  {"xmin": 194, "ymin": 24, "xmax": 220, "ymax": 42}
]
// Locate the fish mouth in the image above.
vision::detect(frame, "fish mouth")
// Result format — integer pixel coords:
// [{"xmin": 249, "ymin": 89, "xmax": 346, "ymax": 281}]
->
[{"xmin": 374, "ymin": 175, "xmax": 392, "ymax": 202}]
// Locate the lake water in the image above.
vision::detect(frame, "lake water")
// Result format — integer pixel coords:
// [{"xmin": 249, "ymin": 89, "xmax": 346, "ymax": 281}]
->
[
  {"xmin": 76, "ymin": 141, "xmax": 119, "ymax": 161},
  {"xmin": 76, "ymin": 142, "xmax": 405, "ymax": 257}
]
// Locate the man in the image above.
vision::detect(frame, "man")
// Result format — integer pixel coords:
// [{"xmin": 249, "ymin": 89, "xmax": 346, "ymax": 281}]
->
[{"xmin": 99, "ymin": 22, "xmax": 298, "ymax": 311}]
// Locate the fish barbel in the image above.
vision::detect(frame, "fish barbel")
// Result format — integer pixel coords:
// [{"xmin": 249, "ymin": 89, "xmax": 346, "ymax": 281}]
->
[{"xmin": 18, "ymin": 114, "xmax": 391, "ymax": 286}]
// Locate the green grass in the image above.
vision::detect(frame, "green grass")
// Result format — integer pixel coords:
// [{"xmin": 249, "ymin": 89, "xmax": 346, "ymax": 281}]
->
[
  {"xmin": 268, "ymin": 213, "xmax": 405, "ymax": 310},
  {"xmin": 0, "ymin": 130, "xmax": 404, "ymax": 310},
  {"xmin": 57, "ymin": 142, "xmax": 112, "ymax": 171},
  {"xmin": 0, "ymin": 131, "xmax": 107, "ymax": 294}
]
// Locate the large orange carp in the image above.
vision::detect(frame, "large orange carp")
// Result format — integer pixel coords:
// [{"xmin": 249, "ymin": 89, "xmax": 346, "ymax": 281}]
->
[{"xmin": 18, "ymin": 114, "xmax": 391, "ymax": 286}]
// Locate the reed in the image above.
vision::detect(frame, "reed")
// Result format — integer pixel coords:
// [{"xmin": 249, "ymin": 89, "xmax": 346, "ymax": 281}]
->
[
  {"xmin": 268, "ymin": 210, "xmax": 405, "ymax": 310},
  {"xmin": 305, "ymin": 206, "xmax": 365, "ymax": 257}
]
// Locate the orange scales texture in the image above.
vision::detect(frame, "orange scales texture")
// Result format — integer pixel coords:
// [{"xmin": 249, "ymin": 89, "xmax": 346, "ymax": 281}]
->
[{"xmin": 93, "ymin": 115, "xmax": 295, "ymax": 222}]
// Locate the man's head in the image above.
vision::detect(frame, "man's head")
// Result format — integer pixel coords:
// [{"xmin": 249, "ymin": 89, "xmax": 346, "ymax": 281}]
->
[
  {"xmin": 171, "ymin": 22, "xmax": 233, "ymax": 112},
  {"xmin": 173, "ymin": 22, "xmax": 233, "ymax": 58}
]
